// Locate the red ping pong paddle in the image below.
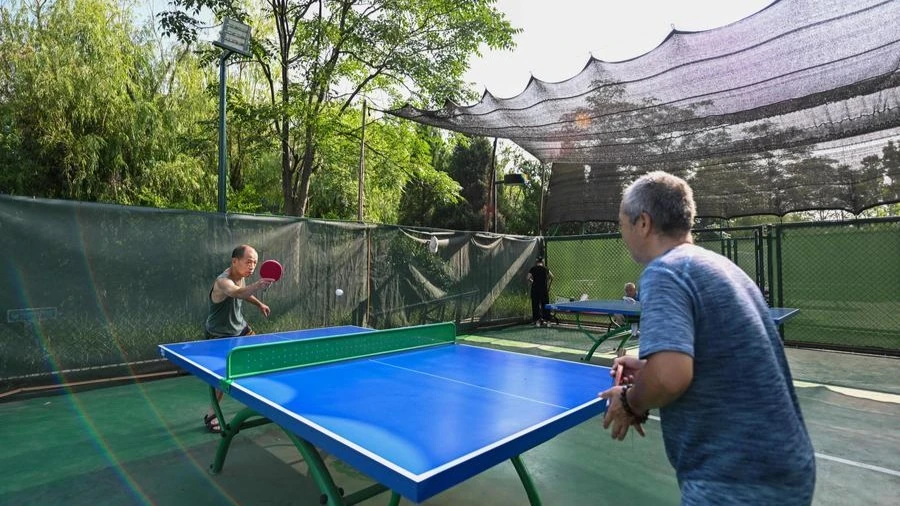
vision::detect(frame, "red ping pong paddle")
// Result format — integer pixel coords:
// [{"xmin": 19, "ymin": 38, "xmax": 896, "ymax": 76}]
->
[
  {"xmin": 259, "ymin": 260, "xmax": 283, "ymax": 282},
  {"xmin": 605, "ymin": 363, "xmax": 626, "ymax": 410}
]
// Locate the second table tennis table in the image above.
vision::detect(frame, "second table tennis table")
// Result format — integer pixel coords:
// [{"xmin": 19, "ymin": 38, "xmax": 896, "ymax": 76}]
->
[
  {"xmin": 159, "ymin": 322, "xmax": 614, "ymax": 505},
  {"xmin": 544, "ymin": 299, "xmax": 800, "ymax": 362}
]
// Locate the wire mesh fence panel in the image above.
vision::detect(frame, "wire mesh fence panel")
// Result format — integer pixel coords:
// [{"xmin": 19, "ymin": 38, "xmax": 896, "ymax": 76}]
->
[
  {"xmin": 544, "ymin": 234, "xmax": 643, "ymax": 327},
  {"xmin": 0, "ymin": 199, "xmax": 221, "ymax": 384},
  {"xmin": 695, "ymin": 227, "xmax": 767, "ymax": 297},
  {"xmin": 367, "ymin": 229, "xmax": 538, "ymax": 329},
  {"xmin": 546, "ymin": 234, "xmax": 643, "ymax": 301},
  {"xmin": 776, "ymin": 219, "xmax": 900, "ymax": 353},
  {"xmin": 546, "ymin": 219, "xmax": 900, "ymax": 355}
]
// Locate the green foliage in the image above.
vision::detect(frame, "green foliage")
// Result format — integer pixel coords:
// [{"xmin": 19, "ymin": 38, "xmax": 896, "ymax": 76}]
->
[
  {"xmin": 398, "ymin": 133, "xmax": 494, "ymax": 230},
  {"xmin": 0, "ymin": 0, "xmax": 532, "ymax": 229},
  {"xmin": 161, "ymin": 0, "xmax": 518, "ymax": 217},
  {"xmin": 1, "ymin": 0, "xmax": 142, "ymax": 199},
  {"xmin": 0, "ymin": 0, "xmax": 222, "ymax": 210}
]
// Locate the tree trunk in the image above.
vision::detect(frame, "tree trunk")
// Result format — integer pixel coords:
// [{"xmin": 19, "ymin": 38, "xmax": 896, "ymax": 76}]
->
[
  {"xmin": 280, "ymin": 54, "xmax": 295, "ymax": 215},
  {"xmin": 296, "ymin": 131, "xmax": 317, "ymax": 216},
  {"xmin": 281, "ymin": 128, "xmax": 294, "ymax": 215}
]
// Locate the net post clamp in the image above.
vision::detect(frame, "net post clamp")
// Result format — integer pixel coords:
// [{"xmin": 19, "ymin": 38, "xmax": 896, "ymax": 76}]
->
[{"xmin": 219, "ymin": 378, "xmax": 233, "ymax": 393}]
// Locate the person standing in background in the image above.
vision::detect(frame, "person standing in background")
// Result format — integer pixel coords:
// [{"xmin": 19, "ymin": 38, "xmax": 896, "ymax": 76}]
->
[{"xmin": 527, "ymin": 256, "xmax": 553, "ymax": 327}]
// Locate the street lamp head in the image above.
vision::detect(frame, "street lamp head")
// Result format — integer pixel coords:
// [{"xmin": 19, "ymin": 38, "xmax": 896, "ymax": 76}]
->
[
  {"xmin": 501, "ymin": 173, "xmax": 526, "ymax": 185},
  {"xmin": 213, "ymin": 18, "xmax": 252, "ymax": 57}
]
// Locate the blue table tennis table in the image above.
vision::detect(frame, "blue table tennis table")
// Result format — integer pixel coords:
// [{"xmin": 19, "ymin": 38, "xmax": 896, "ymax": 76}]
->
[
  {"xmin": 544, "ymin": 299, "xmax": 800, "ymax": 362},
  {"xmin": 159, "ymin": 322, "xmax": 614, "ymax": 505}
]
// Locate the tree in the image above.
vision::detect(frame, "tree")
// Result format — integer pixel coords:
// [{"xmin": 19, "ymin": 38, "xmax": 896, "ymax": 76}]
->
[
  {"xmin": 396, "ymin": 133, "xmax": 494, "ymax": 231},
  {"xmin": 0, "ymin": 0, "xmax": 221, "ymax": 210},
  {"xmin": 397, "ymin": 125, "xmax": 461, "ymax": 227},
  {"xmin": 0, "ymin": 0, "xmax": 154, "ymax": 200},
  {"xmin": 160, "ymin": 0, "xmax": 517, "ymax": 217}
]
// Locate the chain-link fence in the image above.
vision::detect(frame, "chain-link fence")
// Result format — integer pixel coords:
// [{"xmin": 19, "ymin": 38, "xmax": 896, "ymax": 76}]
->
[
  {"xmin": 0, "ymin": 196, "xmax": 538, "ymax": 393},
  {"xmin": 546, "ymin": 218, "xmax": 900, "ymax": 355},
  {"xmin": 774, "ymin": 219, "xmax": 900, "ymax": 352}
]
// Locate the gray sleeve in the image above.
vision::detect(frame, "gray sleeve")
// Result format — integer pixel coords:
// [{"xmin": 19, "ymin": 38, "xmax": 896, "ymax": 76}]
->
[{"xmin": 638, "ymin": 265, "xmax": 696, "ymax": 359}]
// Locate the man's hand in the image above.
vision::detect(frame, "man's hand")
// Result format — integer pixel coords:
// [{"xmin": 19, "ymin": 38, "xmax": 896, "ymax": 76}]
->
[
  {"xmin": 599, "ymin": 386, "xmax": 646, "ymax": 440},
  {"xmin": 258, "ymin": 303, "xmax": 271, "ymax": 318},
  {"xmin": 254, "ymin": 278, "xmax": 274, "ymax": 291},
  {"xmin": 611, "ymin": 355, "xmax": 645, "ymax": 385}
]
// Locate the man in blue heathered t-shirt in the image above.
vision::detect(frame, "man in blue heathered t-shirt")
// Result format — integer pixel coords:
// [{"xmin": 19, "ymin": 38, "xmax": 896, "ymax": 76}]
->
[{"xmin": 599, "ymin": 171, "xmax": 815, "ymax": 505}]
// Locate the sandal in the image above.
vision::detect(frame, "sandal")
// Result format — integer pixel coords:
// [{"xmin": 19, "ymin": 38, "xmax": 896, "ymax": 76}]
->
[{"xmin": 203, "ymin": 413, "xmax": 221, "ymax": 433}]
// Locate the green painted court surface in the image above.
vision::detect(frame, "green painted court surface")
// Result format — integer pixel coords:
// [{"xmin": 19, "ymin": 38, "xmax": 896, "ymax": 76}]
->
[{"xmin": 1, "ymin": 329, "xmax": 898, "ymax": 505}]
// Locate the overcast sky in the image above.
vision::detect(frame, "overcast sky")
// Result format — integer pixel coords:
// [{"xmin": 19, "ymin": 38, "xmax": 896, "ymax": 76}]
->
[{"xmin": 463, "ymin": 0, "xmax": 775, "ymax": 98}]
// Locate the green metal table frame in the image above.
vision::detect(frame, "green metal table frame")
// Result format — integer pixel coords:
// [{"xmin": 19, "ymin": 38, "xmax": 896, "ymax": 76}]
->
[
  {"xmin": 567, "ymin": 313, "xmax": 639, "ymax": 362},
  {"xmin": 206, "ymin": 386, "xmax": 544, "ymax": 505}
]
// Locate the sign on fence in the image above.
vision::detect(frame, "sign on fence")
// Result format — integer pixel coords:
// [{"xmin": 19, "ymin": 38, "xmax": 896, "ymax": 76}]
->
[{"xmin": 7, "ymin": 307, "xmax": 58, "ymax": 323}]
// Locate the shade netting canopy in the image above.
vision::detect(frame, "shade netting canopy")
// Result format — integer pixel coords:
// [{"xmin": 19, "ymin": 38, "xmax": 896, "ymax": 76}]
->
[{"xmin": 390, "ymin": 0, "xmax": 900, "ymax": 223}]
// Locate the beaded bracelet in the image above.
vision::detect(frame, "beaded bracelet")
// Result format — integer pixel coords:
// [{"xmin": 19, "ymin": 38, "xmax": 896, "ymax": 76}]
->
[{"xmin": 620, "ymin": 385, "xmax": 650, "ymax": 423}]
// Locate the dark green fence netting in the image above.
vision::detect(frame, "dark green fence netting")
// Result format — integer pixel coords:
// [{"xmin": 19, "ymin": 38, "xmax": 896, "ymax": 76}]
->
[
  {"xmin": 0, "ymin": 195, "xmax": 538, "ymax": 392},
  {"xmin": 3, "ymin": 194, "xmax": 896, "ymax": 393}
]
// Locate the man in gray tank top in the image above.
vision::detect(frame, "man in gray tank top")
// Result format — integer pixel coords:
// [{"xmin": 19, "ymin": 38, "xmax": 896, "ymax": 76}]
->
[
  {"xmin": 599, "ymin": 172, "xmax": 815, "ymax": 505},
  {"xmin": 202, "ymin": 244, "xmax": 274, "ymax": 432}
]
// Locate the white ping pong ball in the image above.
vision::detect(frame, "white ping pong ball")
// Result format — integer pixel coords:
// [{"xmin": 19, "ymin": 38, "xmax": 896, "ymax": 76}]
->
[{"xmin": 335, "ymin": 289, "xmax": 344, "ymax": 297}]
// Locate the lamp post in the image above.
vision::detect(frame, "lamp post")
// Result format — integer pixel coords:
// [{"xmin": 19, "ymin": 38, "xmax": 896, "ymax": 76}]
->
[{"xmin": 213, "ymin": 18, "xmax": 252, "ymax": 213}]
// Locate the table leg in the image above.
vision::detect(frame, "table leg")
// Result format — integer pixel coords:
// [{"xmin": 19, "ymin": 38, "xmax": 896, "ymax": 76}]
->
[
  {"xmin": 510, "ymin": 455, "xmax": 543, "ymax": 506},
  {"xmin": 287, "ymin": 433, "xmax": 394, "ymax": 505},
  {"xmin": 581, "ymin": 326, "xmax": 630, "ymax": 362},
  {"xmin": 574, "ymin": 314, "xmax": 639, "ymax": 361},
  {"xmin": 287, "ymin": 433, "xmax": 345, "ymax": 505},
  {"xmin": 210, "ymin": 406, "xmax": 270, "ymax": 474}
]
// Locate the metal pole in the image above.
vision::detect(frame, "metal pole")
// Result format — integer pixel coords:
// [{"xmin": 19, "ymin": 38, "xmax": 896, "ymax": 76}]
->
[
  {"xmin": 491, "ymin": 137, "xmax": 498, "ymax": 232},
  {"xmin": 358, "ymin": 100, "xmax": 366, "ymax": 222},
  {"xmin": 539, "ymin": 164, "xmax": 548, "ymax": 235},
  {"xmin": 217, "ymin": 51, "xmax": 232, "ymax": 213},
  {"xmin": 766, "ymin": 225, "xmax": 775, "ymax": 306}
]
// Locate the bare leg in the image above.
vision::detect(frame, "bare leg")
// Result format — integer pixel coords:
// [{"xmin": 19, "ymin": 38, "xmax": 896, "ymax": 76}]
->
[
  {"xmin": 208, "ymin": 389, "xmax": 224, "ymax": 417},
  {"xmin": 204, "ymin": 388, "xmax": 225, "ymax": 432}
]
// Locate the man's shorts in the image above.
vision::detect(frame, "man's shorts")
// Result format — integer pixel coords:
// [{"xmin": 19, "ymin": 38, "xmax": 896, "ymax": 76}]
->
[{"xmin": 204, "ymin": 325, "xmax": 254, "ymax": 340}]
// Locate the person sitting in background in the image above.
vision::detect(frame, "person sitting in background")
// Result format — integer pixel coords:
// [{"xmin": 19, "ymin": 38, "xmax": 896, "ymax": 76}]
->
[
  {"xmin": 624, "ymin": 282, "xmax": 639, "ymax": 302},
  {"xmin": 615, "ymin": 282, "xmax": 640, "ymax": 327}
]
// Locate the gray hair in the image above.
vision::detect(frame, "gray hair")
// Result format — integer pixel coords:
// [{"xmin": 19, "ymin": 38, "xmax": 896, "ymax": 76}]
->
[{"xmin": 621, "ymin": 171, "xmax": 696, "ymax": 236}]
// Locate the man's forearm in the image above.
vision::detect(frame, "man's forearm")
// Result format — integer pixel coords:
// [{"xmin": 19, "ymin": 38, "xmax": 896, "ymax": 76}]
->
[
  {"xmin": 246, "ymin": 295, "xmax": 263, "ymax": 308},
  {"xmin": 626, "ymin": 352, "xmax": 693, "ymax": 413},
  {"xmin": 627, "ymin": 378, "xmax": 678, "ymax": 414},
  {"xmin": 231, "ymin": 282, "xmax": 262, "ymax": 300}
]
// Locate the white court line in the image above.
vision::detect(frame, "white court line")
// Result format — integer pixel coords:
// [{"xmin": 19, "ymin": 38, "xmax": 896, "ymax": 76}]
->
[
  {"xmin": 641, "ymin": 418, "xmax": 900, "ymax": 478},
  {"xmin": 370, "ymin": 358, "xmax": 571, "ymax": 410},
  {"xmin": 813, "ymin": 453, "xmax": 900, "ymax": 477}
]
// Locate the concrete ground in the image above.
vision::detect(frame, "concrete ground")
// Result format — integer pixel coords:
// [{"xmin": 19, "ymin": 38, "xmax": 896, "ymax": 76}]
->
[{"xmin": 1, "ymin": 328, "xmax": 898, "ymax": 505}]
